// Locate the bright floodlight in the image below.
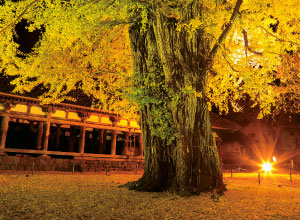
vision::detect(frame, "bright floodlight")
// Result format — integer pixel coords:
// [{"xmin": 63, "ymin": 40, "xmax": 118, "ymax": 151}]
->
[{"xmin": 261, "ymin": 161, "xmax": 273, "ymax": 173}]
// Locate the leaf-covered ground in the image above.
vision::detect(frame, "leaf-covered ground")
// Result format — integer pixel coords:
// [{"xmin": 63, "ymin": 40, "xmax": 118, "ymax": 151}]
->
[{"xmin": 1, "ymin": 170, "xmax": 300, "ymax": 220}]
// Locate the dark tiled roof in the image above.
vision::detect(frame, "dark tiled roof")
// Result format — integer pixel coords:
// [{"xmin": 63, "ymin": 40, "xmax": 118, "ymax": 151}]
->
[
  {"xmin": 0, "ymin": 75, "xmax": 93, "ymax": 107},
  {"xmin": 210, "ymin": 112, "xmax": 241, "ymax": 131}
]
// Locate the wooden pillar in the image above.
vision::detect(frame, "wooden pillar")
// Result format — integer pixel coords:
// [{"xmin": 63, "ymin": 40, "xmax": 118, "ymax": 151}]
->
[
  {"xmin": 42, "ymin": 121, "xmax": 50, "ymax": 151},
  {"xmin": 36, "ymin": 121, "xmax": 43, "ymax": 150},
  {"xmin": 110, "ymin": 130, "xmax": 117, "ymax": 156},
  {"xmin": 54, "ymin": 124, "xmax": 61, "ymax": 151},
  {"xmin": 97, "ymin": 129, "xmax": 106, "ymax": 154},
  {"xmin": 79, "ymin": 126, "xmax": 86, "ymax": 153},
  {"xmin": 0, "ymin": 116, "xmax": 9, "ymax": 151},
  {"xmin": 123, "ymin": 132, "xmax": 129, "ymax": 155},
  {"xmin": 68, "ymin": 126, "xmax": 75, "ymax": 152},
  {"xmin": 138, "ymin": 133, "xmax": 143, "ymax": 156}
]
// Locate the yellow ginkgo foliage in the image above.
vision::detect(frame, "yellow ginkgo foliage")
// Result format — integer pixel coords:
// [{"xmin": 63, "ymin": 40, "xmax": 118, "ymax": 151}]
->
[{"xmin": 0, "ymin": 0, "xmax": 136, "ymax": 118}]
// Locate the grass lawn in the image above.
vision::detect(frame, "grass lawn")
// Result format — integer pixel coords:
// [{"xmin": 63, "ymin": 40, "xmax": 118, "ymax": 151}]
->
[{"xmin": 1, "ymin": 170, "xmax": 300, "ymax": 220}]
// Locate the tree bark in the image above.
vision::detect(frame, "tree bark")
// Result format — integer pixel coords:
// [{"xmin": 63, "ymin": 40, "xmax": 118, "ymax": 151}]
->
[
  {"xmin": 126, "ymin": 2, "xmax": 226, "ymax": 195},
  {"xmin": 128, "ymin": 22, "xmax": 176, "ymax": 192},
  {"xmin": 154, "ymin": 8, "xmax": 225, "ymax": 194}
]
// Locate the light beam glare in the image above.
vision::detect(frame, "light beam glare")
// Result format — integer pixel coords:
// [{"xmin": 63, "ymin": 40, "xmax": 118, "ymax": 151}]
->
[{"xmin": 261, "ymin": 161, "xmax": 273, "ymax": 173}]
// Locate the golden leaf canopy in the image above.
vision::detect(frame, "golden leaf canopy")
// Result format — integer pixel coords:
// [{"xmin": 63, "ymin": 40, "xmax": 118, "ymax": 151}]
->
[{"xmin": 1, "ymin": 0, "xmax": 300, "ymax": 118}]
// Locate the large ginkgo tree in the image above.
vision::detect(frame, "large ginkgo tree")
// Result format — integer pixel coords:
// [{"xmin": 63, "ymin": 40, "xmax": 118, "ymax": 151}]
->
[{"xmin": 1, "ymin": 0, "xmax": 300, "ymax": 194}]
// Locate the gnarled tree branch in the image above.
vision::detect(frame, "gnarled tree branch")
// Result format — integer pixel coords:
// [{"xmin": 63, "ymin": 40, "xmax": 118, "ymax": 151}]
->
[
  {"xmin": 242, "ymin": 29, "xmax": 263, "ymax": 57},
  {"xmin": 208, "ymin": 0, "xmax": 243, "ymax": 64}
]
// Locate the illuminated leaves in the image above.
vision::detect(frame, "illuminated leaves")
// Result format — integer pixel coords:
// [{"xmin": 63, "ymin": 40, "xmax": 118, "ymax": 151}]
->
[
  {"xmin": 206, "ymin": 0, "xmax": 300, "ymax": 117},
  {"xmin": 0, "ymin": 0, "xmax": 136, "ymax": 118},
  {"xmin": 2, "ymin": 0, "xmax": 300, "ymax": 119}
]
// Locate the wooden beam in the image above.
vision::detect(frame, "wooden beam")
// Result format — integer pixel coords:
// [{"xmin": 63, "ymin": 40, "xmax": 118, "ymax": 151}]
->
[
  {"xmin": 2, "ymin": 112, "xmax": 141, "ymax": 133},
  {"xmin": 0, "ymin": 91, "xmax": 118, "ymax": 117},
  {"xmin": 2, "ymin": 147, "xmax": 130, "ymax": 159}
]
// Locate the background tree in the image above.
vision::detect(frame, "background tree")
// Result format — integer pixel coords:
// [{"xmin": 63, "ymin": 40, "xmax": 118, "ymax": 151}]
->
[{"xmin": 2, "ymin": 0, "xmax": 300, "ymax": 194}]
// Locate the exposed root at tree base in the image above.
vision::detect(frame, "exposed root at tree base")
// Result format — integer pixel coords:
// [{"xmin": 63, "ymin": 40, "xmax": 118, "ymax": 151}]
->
[
  {"xmin": 120, "ymin": 177, "xmax": 227, "ymax": 197},
  {"xmin": 120, "ymin": 176, "xmax": 163, "ymax": 192}
]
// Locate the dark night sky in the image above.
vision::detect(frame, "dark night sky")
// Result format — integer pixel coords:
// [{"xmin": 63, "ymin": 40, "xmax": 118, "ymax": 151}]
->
[{"xmin": 14, "ymin": 19, "xmax": 41, "ymax": 54}]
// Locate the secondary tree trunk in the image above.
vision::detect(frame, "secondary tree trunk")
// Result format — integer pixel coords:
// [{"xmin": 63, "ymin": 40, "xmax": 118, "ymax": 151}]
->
[{"xmin": 127, "ymin": 2, "xmax": 226, "ymax": 195}]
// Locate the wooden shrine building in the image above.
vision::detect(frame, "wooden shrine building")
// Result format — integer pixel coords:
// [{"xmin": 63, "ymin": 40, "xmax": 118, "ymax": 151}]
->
[{"xmin": 0, "ymin": 92, "xmax": 143, "ymax": 161}]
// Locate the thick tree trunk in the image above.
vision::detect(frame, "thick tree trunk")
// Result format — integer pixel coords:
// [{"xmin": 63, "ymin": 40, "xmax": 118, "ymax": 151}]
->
[
  {"xmin": 173, "ymin": 94, "xmax": 224, "ymax": 193},
  {"xmin": 128, "ymin": 23, "xmax": 176, "ymax": 192},
  {"xmin": 127, "ymin": 2, "xmax": 225, "ymax": 194},
  {"xmin": 154, "ymin": 9, "xmax": 225, "ymax": 194}
]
